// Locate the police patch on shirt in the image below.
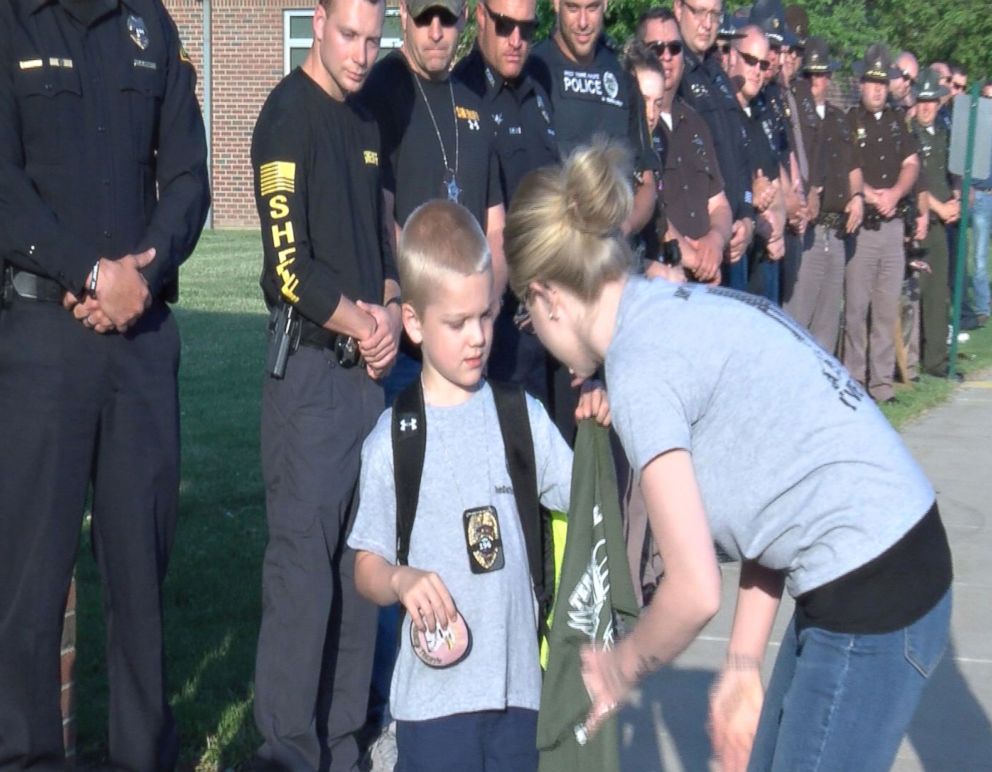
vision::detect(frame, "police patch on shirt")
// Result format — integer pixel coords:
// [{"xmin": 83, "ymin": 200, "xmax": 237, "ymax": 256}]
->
[
  {"xmin": 561, "ymin": 68, "xmax": 623, "ymax": 107},
  {"xmin": 127, "ymin": 14, "xmax": 149, "ymax": 51}
]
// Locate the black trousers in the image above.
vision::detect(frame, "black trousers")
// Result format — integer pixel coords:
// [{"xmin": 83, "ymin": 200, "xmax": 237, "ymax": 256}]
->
[
  {"xmin": 0, "ymin": 298, "xmax": 180, "ymax": 771},
  {"xmin": 254, "ymin": 347, "xmax": 381, "ymax": 772}
]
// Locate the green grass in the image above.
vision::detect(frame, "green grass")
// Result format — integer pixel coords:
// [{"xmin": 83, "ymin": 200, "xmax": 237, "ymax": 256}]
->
[
  {"xmin": 70, "ymin": 229, "xmax": 992, "ymax": 768},
  {"xmin": 76, "ymin": 230, "xmax": 268, "ymax": 770}
]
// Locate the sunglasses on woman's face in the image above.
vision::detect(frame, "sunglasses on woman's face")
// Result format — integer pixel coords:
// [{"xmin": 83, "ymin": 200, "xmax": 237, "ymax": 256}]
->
[
  {"xmin": 952, "ymin": 80, "xmax": 966, "ymax": 91},
  {"xmin": 646, "ymin": 40, "xmax": 684, "ymax": 57},
  {"xmin": 739, "ymin": 50, "xmax": 770, "ymax": 71},
  {"xmin": 482, "ymin": 2, "xmax": 537, "ymax": 41},
  {"xmin": 413, "ymin": 7, "xmax": 459, "ymax": 28}
]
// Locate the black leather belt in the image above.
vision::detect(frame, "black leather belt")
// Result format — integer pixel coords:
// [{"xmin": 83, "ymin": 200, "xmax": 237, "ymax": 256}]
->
[{"xmin": 3, "ymin": 267, "xmax": 64, "ymax": 303}]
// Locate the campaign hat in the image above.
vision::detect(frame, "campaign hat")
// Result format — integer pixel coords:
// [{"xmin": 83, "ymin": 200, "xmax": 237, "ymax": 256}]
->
[
  {"xmin": 914, "ymin": 67, "xmax": 950, "ymax": 102},
  {"xmin": 784, "ymin": 5, "xmax": 809, "ymax": 48},
  {"xmin": 852, "ymin": 43, "xmax": 900, "ymax": 83},
  {"xmin": 801, "ymin": 37, "xmax": 839, "ymax": 74}
]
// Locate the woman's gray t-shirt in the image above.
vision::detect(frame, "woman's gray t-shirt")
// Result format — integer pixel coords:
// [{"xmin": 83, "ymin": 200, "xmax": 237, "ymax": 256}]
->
[
  {"xmin": 605, "ymin": 276, "xmax": 934, "ymax": 598},
  {"xmin": 348, "ymin": 383, "xmax": 572, "ymax": 721}
]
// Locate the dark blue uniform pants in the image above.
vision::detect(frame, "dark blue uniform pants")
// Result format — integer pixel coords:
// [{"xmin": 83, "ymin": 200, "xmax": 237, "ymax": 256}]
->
[
  {"xmin": 254, "ymin": 346, "xmax": 382, "ymax": 771},
  {"xmin": 0, "ymin": 298, "xmax": 180, "ymax": 771}
]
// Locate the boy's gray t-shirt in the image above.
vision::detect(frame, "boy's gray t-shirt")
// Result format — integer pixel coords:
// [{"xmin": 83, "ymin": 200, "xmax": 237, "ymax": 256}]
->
[
  {"xmin": 348, "ymin": 383, "xmax": 572, "ymax": 721},
  {"xmin": 606, "ymin": 277, "xmax": 935, "ymax": 598}
]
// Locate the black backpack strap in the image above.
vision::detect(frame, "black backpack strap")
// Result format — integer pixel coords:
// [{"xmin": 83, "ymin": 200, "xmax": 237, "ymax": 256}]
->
[
  {"xmin": 392, "ymin": 377, "xmax": 427, "ymax": 567},
  {"xmin": 489, "ymin": 381, "xmax": 553, "ymax": 639}
]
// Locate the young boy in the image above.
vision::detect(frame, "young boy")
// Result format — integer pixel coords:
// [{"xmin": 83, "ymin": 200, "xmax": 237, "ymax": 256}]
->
[{"xmin": 348, "ymin": 200, "xmax": 595, "ymax": 771}]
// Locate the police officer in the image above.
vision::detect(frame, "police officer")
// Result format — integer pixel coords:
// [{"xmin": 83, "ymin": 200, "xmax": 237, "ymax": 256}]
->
[
  {"xmin": 731, "ymin": 25, "xmax": 787, "ymax": 301},
  {"xmin": 845, "ymin": 44, "xmax": 920, "ymax": 404},
  {"xmin": 913, "ymin": 68, "xmax": 959, "ymax": 377},
  {"xmin": 751, "ymin": 0, "xmax": 809, "ymax": 305},
  {"xmin": 0, "ymin": 0, "xmax": 209, "ymax": 766},
  {"xmin": 636, "ymin": 8, "xmax": 732, "ymax": 282},
  {"xmin": 250, "ymin": 0, "xmax": 400, "ymax": 767},
  {"xmin": 360, "ymin": 0, "xmax": 505, "ymax": 283},
  {"xmin": 530, "ymin": 0, "xmax": 659, "ymax": 438},
  {"xmin": 454, "ymin": 0, "xmax": 557, "ymax": 402},
  {"xmin": 671, "ymin": 0, "xmax": 755, "ymax": 289},
  {"xmin": 787, "ymin": 37, "xmax": 863, "ymax": 353},
  {"xmin": 530, "ymin": 0, "xmax": 658, "ymax": 236}
]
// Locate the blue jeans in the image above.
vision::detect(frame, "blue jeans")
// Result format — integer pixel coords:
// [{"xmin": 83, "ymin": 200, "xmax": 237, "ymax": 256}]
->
[
  {"xmin": 748, "ymin": 589, "xmax": 952, "ymax": 771},
  {"xmin": 396, "ymin": 708, "xmax": 538, "ymax": 772},
  {"xmin": 970, "ymin": 190, "xmax": 992, "ymax": 317}
]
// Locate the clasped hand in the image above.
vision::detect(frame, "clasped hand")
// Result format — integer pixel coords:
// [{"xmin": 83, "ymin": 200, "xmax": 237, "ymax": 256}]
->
[{"xmin": 62, "ymin": 248, "xmax": 156, "ymax": 333}]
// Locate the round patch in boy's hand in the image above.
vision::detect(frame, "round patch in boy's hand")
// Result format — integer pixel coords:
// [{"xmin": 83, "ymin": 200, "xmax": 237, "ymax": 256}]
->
[{"xmin": 410, "ymin": 612, "xmax": 472, "ymax": 668}]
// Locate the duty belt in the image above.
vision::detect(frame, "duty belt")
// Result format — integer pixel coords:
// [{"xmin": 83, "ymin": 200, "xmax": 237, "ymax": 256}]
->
[
  {"xmin": 266, "ymin": 305, "xmax": 364, "ymax": 369},
  {"xmin": 2, "ymin": 267, "xmax": 64, "ymax": 303},
  {"xmin": 815, "ymin": 211, "xmax": 846, "ymax": 234}
]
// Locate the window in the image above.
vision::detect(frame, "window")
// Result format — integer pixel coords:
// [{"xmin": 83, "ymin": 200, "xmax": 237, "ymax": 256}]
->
[{"xmin": 283, "ymin": 7, "xmax": 403, "ymax": 75}]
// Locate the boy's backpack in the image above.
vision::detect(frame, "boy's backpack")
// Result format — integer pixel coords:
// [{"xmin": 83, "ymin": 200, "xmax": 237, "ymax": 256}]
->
[{"xmin": 391, "ymin": 378, "xmax": 555, "ymax": 641}]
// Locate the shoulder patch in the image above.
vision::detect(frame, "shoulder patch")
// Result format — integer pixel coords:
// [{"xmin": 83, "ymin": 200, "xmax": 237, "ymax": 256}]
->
[
  {"xmin": 179, "ymin": 43, "xmax": 192, "ymax": 65},
  {"xmin": 259, "ymin": 161, "xmax": 296, "ymax": 196}
]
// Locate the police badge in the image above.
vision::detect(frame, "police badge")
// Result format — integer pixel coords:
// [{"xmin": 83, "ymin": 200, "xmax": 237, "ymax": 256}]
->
[
  {"xmin": 463, "ymin": 505, "xmax": 504, "ymax": 573},
  {"xmin": 127, "ymin": 14, "xmax": 149, "ymax": 51}
]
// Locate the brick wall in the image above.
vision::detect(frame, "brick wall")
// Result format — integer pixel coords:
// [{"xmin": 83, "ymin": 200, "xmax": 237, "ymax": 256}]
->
[{"xmin": 166, "ymin": 0, "xmax": 306, "ymax": 228}]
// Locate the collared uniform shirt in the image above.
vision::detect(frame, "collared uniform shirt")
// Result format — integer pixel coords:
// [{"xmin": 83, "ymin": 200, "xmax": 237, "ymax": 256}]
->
[
  {"xmin": 252, "ymin": 69, "xmax": 395, "ymax": 324},
  {"xmin": 454, "ymin": 46, "xmax": 558, "ymax": 204},
  {"xmin": 740, "ymin": 98, "xmax": 780, "ymax": 181},
  {"xmin": 809, "ymin": 101, "xmax": 859, "ymax": 214},
  {"xmin": 677, "ymin": 47, "xmax": 753, "ymax": 221},
  {"xmin": 655, "ymin": 100, "xmax": 724, "ymax": 240},
  {"xmin": 0, "ymin": 0, "xmax": 209, "ymax": 298},
  {"xmin": 912, "ymin": 120, "xmax": 953, "ymax": 204},
  {"xmin": 530, "ymin": 37, "xmax": 657, "ymax": 174},
  {"xmin": 848, "ymin": 104, "xmax": 919, "ymax": 191},
  {"xmin": 758, "ymin": 80, "xmax": 792, "ymax": 167}
]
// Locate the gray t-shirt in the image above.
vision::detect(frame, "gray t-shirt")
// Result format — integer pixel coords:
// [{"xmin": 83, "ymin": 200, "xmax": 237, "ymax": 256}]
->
[
  {"xmin": 348, "ymin": 383, "xmax": 572, "ymax": 721},
  {"xmin": 606, "ymin": 277, "xmax": 934, "ymax": 598}
]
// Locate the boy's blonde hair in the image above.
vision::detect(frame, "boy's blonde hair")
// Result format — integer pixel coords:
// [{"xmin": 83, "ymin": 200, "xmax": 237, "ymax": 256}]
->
[
  {"xmin": 504, "ymin": 140, "xmax": 635, "ymax": 303},
  {"xmin": 398, "ymin": 199, "xmax": 491, "ymax": 312}
]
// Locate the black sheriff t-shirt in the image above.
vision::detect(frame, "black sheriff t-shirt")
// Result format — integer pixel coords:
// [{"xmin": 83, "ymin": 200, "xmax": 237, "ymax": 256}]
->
[
  {"xmin": 359, "ymin": 51, "xmax": 502, "ymax": 228},
  {"xmin": 252, "ymin": 68, "xmax": 394, "ymax": 325}
]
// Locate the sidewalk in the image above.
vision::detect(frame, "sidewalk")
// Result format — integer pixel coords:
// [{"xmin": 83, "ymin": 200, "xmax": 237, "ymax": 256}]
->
[{"xmin": 618, "ymin": 378, "xmax": 992, "ymax": 771}]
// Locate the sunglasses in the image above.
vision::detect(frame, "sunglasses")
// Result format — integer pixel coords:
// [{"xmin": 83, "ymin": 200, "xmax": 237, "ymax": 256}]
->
[
  {"xmin": 900, "ymin": 70, "xmax": 916, "ymax": 84},
  {"xmin": 482, "ymin": 2, "xmax": 537, "ymax": 41},
  {"xmin": 646, "ymin": 40, "xmax": 684, "ymax": 57},
  {"xmin": 413, "ymin": 7, "xmax": 459, "ymax": 28},
  {"xmin": 952, "ymin": 80, "xmax": 966, "ymax": 90},
  {"xmin": 739, "ymin": 50, "xmax": 770, "ymax": 71}
]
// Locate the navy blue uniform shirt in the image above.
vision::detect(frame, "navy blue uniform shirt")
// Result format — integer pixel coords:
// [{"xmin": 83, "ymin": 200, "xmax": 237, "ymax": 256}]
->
[
  {"xmin": 0, "ymin": 0, "xmax": 210, "ymax": 300},
  {"xmin": 453, "ymin": 44, "xmax": 558, "ymax": 204},
  {"xmin": 678, "ymin": 46, "xmax": 754, "ymax": 222}
]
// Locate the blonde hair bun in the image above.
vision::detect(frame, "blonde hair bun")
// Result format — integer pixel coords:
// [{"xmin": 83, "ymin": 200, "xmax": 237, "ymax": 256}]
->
[{"xmin": 562, "ymin": 139, "xmax": 633, "ymax": 237}]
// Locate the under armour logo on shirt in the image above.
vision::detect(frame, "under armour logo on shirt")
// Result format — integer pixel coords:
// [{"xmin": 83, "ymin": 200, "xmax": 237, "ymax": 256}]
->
[{"xmin": 399, "ymin": 417, "xmax": 418, "ymax": 433}]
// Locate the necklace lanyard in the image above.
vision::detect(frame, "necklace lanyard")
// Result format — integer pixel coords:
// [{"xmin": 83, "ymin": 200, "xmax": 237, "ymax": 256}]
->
[{"xmin": 413, "ymin": 74, "xmax": 461, "ymax": 202}]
